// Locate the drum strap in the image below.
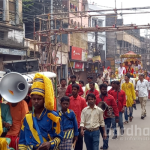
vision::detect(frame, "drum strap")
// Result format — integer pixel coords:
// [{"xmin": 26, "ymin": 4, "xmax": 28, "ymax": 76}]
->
[{"xmin": 100, "ymin": 94, "xmax": 105, "ymax": 102}]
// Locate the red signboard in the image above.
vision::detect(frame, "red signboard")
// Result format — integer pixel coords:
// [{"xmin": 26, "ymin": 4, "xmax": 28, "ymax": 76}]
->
[
  {"xmin": 74, "ymin": 62, "xmax": 84, "ymax": 69},
  {"xmin": 71, "ymin": 46, "xmax": 82, "ymax": 60}
]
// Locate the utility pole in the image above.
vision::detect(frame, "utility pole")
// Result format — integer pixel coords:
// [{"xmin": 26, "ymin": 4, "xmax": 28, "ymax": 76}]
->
[
  {"xmin": 114, "ymin": 0, "xmax": 117, "ymax": 67},
  {"xmin": 95, "ymin": 19, "xmax": 98, "ymax": 53},
  {"xmin": 33, "ymin": 16, "xmax": 36, "ymax": 58}
]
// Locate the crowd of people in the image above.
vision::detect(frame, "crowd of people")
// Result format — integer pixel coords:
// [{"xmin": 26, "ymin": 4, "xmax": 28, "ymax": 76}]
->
[{"xmin": 0, "ymin": 70, "xmax": 149, "ymax": 150}]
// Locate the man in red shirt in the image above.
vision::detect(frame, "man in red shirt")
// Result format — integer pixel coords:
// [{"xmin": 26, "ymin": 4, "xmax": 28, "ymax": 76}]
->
[
  {"xmin": 96, "ymin": 84, "xmax": 119, "ymax": 150},
  {"xmin": 66, "ymin": 75, "xmax": 84, "ymax": 97},
  {"xmin": 69, "ymin": 84, "xmax": 87, "ymax": 150},
  {"xmin": 108, "ymin": 80, "xmax": 116, "ymax": 94},
  {"xmin": 85, "ymin": 82, "xmax": 99, "ymax": 98},
  {"xmin": 110, "ymin": 81, "xmax": 126, "ymax": 139}
]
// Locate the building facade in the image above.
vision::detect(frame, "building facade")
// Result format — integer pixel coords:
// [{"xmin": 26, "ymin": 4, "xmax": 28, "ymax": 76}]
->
[
  {"xmin": 106, "ymin": 16, "xmax": 148, "ymax": 71},
  {"xmin": 0, "ymin": 0, "xmax": 26, "ymax": 70}
]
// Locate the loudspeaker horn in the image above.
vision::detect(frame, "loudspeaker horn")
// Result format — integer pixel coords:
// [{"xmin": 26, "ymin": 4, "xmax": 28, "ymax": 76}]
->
[{"xmin": 0, "ymin": 72, "xmax": 30, "ymax": 103}]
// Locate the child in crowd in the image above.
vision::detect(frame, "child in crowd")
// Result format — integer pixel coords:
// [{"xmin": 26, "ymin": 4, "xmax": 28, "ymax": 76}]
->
[
  {"xmin": 58, "ymin": 96, "xmax": 79, "ymax": 150},
  {"xmin": 80, "ymin": 93, "xmax": 106, "ymax": 150}
]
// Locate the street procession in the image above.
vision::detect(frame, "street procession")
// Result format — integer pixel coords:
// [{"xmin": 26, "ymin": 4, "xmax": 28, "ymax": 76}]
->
[
  {"xmin": 1, "ymin": 0, "xmax": 150, "ymax": 150},
  {"xmin": 0, "ymin": 49, "xmax": 150, "ymax": 150}
]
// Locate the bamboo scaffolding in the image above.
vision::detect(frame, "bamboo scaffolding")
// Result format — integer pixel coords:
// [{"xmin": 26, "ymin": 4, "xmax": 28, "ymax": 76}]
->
[
  {"xmin": 37, "ymin": 6, "xmax": 150, "ymax": 16},
  {"xmin": 35, "ymin": 25, "xmax": 150, "ymax": 35},
  {"xmin": 36, "ymin": 11, "xmax": 150, "ymax": 21}
]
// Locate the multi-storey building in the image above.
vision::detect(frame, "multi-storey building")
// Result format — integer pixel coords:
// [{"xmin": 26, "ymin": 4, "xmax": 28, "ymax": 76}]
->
[{"xmin": 0, "ymin": 0, "xmax": 26, "ymax": 70}]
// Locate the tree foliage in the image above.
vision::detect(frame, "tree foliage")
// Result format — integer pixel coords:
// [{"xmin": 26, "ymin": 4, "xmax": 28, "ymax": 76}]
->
[{"xmin": 22, "ymin": 0, "xmax": 35, "ymax": 22}]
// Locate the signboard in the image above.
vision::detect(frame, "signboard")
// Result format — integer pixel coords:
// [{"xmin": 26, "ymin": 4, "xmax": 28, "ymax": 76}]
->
[
  {"xmin": 0, "ymin": 48, "xmax": 26, "ymax": 56},
  {"xmin": 9, "ymin": 49, "xmax": 26, "ymax": 56},
  {"xmin": 71, "ymin": 46, "xmax": 82, "ymax": 60},
  {"xmin": 0, "ymin": 48, "xmax": 9, "ymax": 54},
  {"xmin": 73, "ymin": 62, "xmax": 84, "ymax": 69}
]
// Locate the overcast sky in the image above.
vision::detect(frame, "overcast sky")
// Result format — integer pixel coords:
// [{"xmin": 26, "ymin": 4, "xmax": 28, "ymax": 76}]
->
[{"xmin": 89, "ymin": 0, "xmax": 150, "ymax": 36}]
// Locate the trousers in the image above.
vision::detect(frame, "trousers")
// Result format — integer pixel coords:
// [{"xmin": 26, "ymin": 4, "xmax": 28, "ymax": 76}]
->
[
  {"xmin": 75, "ymin": 128, "xmax": 83, "ymax": 150},
  {"xmin": 139, "ymin": 97, "xmax": 147, "ymax": 117},
  {"xmin": 100, "ymin": 118, "xmax": 111, "ymax": 149},
  {"xmin": 84, "ymin": 130, "xmax": 100, "ymax": 150},
  {"xmin": 112, "ymin": 112, "xmax": 124, "ymax": 135},
  {"xmin": 124, "ymin": 107, "xmax": 133, "ymax": 121}
]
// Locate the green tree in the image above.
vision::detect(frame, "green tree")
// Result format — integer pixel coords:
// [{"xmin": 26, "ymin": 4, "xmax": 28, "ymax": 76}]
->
[{"xmin": 23, "ymin": 0, "xmax": 35, "ymax": 22}]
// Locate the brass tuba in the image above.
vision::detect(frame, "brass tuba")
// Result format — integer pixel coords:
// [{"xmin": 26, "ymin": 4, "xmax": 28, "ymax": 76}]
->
[{"xmin": 98, "ymin": 101, "xmax": 115, "ymax": 118}]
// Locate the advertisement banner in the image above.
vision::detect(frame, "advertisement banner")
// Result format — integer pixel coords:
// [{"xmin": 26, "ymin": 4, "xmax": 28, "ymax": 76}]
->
[
  {"xmin": 71, "ymin": 46, "xmax": 82, "ymax": 60},
  {"xmin": 73, "ymin": 62, "xmax": 84, "ymax": 69}
]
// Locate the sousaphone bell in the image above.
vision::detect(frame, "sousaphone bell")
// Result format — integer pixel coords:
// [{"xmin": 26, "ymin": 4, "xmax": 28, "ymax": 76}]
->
[{"xmin": 0, "ymin": 72, "xmax": 30, "ymax": 103}]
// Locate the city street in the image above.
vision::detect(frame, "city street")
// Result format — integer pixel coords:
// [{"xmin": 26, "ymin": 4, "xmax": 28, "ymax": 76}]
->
[{"xmin": 83, "ymin": 100, "xmax": 150, "ymax": 150}]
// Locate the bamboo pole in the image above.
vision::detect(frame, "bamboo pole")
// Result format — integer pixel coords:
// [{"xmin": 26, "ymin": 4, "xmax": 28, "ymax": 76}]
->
[
  {"xmin": 37, "ymin": 11, "xmax": 150, "ymax": 21},
  {"xmin": 60, "ymin": 20, "xmax": 63, "ymax": 78},
  {"xmin": 33, "ymin": 17, "xmax": 36, "ymax": 58},
  {"xmin": 36, "ymin": 24, "xmax": 150, "ymax": 35},
  {"xmin": 54, "ymin": 19, "xmax": 57, "ymax": 73},
  {"xmin": 37, "ymin": 6, "xmax": 150, "ymax": 16}
]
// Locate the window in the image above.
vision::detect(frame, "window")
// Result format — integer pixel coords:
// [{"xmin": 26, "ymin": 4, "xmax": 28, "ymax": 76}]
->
[
  {"xmin": 0, "ymin": 31, "xmax": 4, "ymax": 40},
  {"xmin": 97, "ymin": 20, "xmax": 103, "ymax": 27},
  {"xmin": 92, "ymin": 18, "xmax": 103, "ymax": 27},
  {"xmin": 98, "ymin": 44, "xmax": 103, "ymax": 51},
  {"xmin": 92, "ymin": 18, "xmax": 96, "ymax": 27},
  {"xmin": 78, "ymin": 22, "xmax": 80, "ymax": 27},
  {"xmin": 9, "ymin": 0, "xmax": 16, "ymax": 24}
]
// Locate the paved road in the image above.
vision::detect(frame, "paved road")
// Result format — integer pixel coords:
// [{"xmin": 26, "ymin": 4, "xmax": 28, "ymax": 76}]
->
[{"xmin": 83, "ymin": 100, "xmax": 150, "ymax": 150}]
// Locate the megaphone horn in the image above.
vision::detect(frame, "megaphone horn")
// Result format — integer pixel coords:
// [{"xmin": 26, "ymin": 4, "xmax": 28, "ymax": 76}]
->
[{"xmin": 0, "ymin": 72, "xmax": 30, "ymax": 103}]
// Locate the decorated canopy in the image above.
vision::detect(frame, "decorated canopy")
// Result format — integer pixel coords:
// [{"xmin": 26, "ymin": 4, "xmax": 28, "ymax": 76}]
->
[{"xmin": 120, "ymin": 51, "xmax": 141, "ymax": 58}]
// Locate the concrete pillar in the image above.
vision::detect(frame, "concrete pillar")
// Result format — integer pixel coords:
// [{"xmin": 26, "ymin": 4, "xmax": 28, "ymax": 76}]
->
[
  {"xmin": 16, "ymin": 0, "xmax": 22, "ymax": 25},
  {"xmin": 0, "ymin": 55, "xmax": 3, "ymax": 70},
  {"xmin": 3, "ymin": 0, "xmax": 9, "ymax": 22}
]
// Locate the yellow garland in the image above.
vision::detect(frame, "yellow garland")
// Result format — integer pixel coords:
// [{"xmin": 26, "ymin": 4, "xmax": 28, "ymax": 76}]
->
[
  {"xmin": 0, "ymin": 138, "xmax": 8, "ymax": 150},
  {"xmin": 31, "ymin": 73, "xmax": 54, "ymax": 111},
  {"xmin": 48, "ymin": 113, "xmax": 61, "ymax": 134}
]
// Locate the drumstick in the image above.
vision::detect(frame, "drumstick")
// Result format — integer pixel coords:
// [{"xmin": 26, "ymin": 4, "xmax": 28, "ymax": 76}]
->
[{"xmin": 72, "ymin": 140, "xmax": 77, "ymax": 149}]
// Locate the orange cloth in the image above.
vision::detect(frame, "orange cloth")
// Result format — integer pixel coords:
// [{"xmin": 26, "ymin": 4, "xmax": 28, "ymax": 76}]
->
[
  {"xmin": 126, "ymin": 67, "xmax": 134, "ymax": 74},
  {"xmin": 7, "ymin": 100, "xmax": 29, "ymax": 137},
  {"xmin": 54, "ymin": 97, "xmax": 57, "ymax": 111}
]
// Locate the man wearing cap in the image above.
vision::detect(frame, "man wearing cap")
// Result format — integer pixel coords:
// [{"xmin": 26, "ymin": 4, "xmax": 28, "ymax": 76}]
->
[{"xmin": 19, "ymin": 73, "xmax": 63, "ymax": 150}]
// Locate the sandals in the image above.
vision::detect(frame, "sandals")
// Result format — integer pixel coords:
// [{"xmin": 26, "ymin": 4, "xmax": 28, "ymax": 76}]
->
[
  {"xmin": 124, "ymin": 121, "xmax": 128, "ymax": 124},
  {"xmin": 100, "ymin": 146, "xmax": 109, "ymax": 149},
  {"xmin": 130, "ymin": 117, "xmax": 133, "ymax": 122}
]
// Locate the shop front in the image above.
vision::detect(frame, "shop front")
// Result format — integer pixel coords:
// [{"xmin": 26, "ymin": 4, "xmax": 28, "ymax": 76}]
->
[
  {"xmin": 0, "ymin": 48, "xmax": 27, "ymax": 70},
  {"xmin": 69, "ymin": 46, "xmax": 88, "ymax": 84}
]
